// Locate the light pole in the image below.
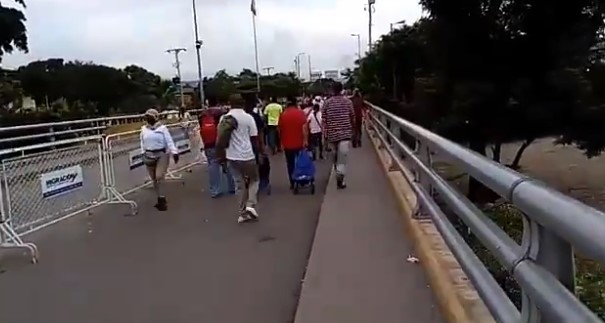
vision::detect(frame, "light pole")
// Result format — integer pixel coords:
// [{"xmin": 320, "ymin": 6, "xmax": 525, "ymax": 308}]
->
[
  {"xmin": 166, "ymin": 48, "xmax": 187, "ymax": 107},
  {"xmin": 367, "ymin": 0, "xmax": 375, "ymax": 52},
  {"xmin": 351, "ymin": 33, "xmax": 362, "ymax": 62},
  {"xmin": 191, "ymin": 0, "xmax": 205, "ymax": 107}
]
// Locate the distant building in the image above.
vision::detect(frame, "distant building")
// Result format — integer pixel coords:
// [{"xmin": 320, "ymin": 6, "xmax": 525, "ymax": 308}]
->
[
  {"xmin": 324, "ymin": 70, "xmax": 340, "ymax": 80},
  {"xmin": 175, "ymin": 85, "xmax": 196, "ymax": 108},
  {"xmin": 310, "ymin": 71, "xmax": 322, "ymax": 82}
]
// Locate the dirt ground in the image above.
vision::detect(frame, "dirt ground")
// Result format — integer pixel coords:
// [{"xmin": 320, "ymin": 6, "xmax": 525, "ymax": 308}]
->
[{"xmin": 500, "ymin": 137, "xmax": 605, "ymax": 211}]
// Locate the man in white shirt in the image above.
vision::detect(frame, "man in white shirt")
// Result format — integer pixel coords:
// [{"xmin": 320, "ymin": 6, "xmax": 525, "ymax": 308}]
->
[{"xmin": 222, "ymin": 94, "xmax": 261, "ymax": 223}]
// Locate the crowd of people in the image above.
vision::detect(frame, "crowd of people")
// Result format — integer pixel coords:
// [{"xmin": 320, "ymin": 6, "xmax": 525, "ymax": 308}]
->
[{"xmin": 139, "ymin": 82, "xmax": 368, "ymax": 223}]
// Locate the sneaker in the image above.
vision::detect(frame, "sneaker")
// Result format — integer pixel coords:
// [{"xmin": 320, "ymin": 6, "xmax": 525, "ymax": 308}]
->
[
  {"xmin": 237, "ymin": 214, "xmax": 252, "ymax": 223},
  {"xmin": 336, "ymin": 176, "xmax": 347, "ymax": 190},
  {"xmin": 245, "ymin": 206, "xmax": 259, "ymax": 220}
]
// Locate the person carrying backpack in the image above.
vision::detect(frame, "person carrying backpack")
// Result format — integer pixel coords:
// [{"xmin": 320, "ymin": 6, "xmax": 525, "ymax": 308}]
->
[
  {"xmin": 216, "ymin": 94, "xmax": 261, "ymax": 224},
  {"xmin": 199, "ymin": 106, "xmax": 235, "ymax": 198}
]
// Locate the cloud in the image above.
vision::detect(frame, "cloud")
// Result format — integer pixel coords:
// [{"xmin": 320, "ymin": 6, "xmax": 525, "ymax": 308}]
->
[{"xmin": 2, "ymin": 0, "xmax": 422, "ymax": 80}]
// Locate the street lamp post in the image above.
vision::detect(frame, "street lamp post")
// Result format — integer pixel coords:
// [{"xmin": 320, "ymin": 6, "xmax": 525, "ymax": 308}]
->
[
  {"xmin": 191, "ymin": 0, "xmax": 205, "ymax": 108},
  {"xmin": 351, "ymin": 33, "xmax": 362, "ymax": 62}
]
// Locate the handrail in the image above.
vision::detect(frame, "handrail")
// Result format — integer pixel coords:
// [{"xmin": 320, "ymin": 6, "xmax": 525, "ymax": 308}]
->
[
  {"xmin": 0, "ymin": 109, "xmax": 203, "ymax": 133},
  {"xmin": 366, "ymin": 102, "xmax": 605, "ymax": 322}
]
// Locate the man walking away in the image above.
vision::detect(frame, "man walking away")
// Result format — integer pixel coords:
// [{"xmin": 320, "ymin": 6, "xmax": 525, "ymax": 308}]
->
[
  {"xmin": 216, "ymin": 94, "xmax": 261, "ymax": 223},
  {"xmin": 263, "ymin": 97, "xmax": 283, "ymax": 155},
  {"xmin": 278, "ymin": 96, "xmax": 308, "ymax": 190},
  {"xmin": 307, "ymin": 103, "xmax": 323, "ymax": 160},
  {"xmin": 199, "ymin": 105, "xmax": 235, "ymax": 198},
  {"xmin": 350, "ymin": 89, "xmax": 366, "ymax": 148},
  {"xmin": 321, "ymin": 82, "xmax": 354, "ymax": 189}
]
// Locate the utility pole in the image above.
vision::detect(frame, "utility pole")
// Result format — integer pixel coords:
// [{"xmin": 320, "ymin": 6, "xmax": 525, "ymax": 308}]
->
[
  {"xmin": 166, "ymin": 48, "xmax": 187, "ymax": 107},
  {"xmin": 191, "ymin": 0, "xmax": 205, "ymax": 108},
  {"xmin": 367, "ymin": 0, "xmax": 375, "ymax": 52},
  {"xmin": 263, "ymin": 67, "xmax": 274, "ymax": 75}
]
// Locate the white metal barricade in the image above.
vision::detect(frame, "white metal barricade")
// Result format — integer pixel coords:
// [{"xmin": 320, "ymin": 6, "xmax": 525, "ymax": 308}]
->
[{"xmin": 0, "ymin": 135, "xmax": 107, "ymax": 262}]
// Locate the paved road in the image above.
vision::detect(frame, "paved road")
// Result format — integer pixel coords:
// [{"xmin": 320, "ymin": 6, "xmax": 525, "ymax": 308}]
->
[
  {"xmin": 2, "ymin": 128, "xmax": 198, "ymax": 233},
  {"xmin": 0, "ymin": 153, "xmax": 331, "ymax": 323}
]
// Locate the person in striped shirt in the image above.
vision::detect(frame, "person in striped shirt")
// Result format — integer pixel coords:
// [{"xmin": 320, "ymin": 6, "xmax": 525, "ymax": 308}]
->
[{"xmin": 321, "ymin": 82, "xmax": 355, "ymax": 189}]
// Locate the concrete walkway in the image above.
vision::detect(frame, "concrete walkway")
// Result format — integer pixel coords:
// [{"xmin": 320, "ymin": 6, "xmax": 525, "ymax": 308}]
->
[
  {"xmin": 294, "ymin": 139, "xmax": 445, "ymax": 323},
  {"xmin": 0, "ymin": 155, "xmax": 331, "ymax": 323}
]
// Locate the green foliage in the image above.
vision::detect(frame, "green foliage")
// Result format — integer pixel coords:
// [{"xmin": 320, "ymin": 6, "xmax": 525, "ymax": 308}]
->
[
  {"xmin": 466, "ymin": 204, "xmax": 605, "ymax": 319},
  {"xmin": 0, "ymin": 0, "xmax": 28, "ymax": 62},
  {"xmin": 354, "ymin": 1, "xmax": 605, "ymax": 159},
  {"xmin": 203, "ymin": 70, "xmax": 302, "ymax": 104}
]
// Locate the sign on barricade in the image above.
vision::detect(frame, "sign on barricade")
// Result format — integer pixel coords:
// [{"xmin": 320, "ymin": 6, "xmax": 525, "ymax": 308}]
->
[{"xmin": 40, "ymin": 165, "xmax": 84, "ymax": 198}]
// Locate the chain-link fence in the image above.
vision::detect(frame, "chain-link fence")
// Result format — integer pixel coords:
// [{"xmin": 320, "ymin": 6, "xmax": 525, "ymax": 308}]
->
[
  {"xmin": 0, "ymin": 136, "xmax": 104, "ymax": 237},
  {"xmin": 0, "ymin": 122, "xmax": 206, "ymax": 263}
]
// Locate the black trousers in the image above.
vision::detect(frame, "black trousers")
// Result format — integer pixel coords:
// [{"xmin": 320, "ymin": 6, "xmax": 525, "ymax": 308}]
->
[
  {"xmin": 309, "ymin": 133, "xmax": 323, "ymax": 160},
  {"xmin": 284, "ymin": 148, "xmax": 301, "ymax": 187}
]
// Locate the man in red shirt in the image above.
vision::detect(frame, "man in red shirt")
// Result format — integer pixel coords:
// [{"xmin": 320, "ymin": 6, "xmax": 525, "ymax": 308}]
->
[
  {"xmin": 350, "ymin": 89, "xmax": 367, "ymax": 148},
  {"xmin": 278, "ymin": 96, "xmax": 308, "ymax": 190}
]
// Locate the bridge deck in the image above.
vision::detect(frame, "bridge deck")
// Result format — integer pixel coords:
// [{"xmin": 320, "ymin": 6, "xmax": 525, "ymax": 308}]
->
[
  {"xmin": 294, "ymin": 140, "xmax": 444, "ymax": 323},
  {"xmin": 0, "ymin": 138, "xmax": 443, "ymax": 323},
  {"xmin": 0, "ymin": 156, "xmax": 330, "ymax": 323}
]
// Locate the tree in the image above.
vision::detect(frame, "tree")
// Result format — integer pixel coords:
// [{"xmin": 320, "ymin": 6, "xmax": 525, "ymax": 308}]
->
[
  {"xmin": 0, "ymin": 0, "xmax": 28, "ymax": 62},
  {"xmin": 354, "ymin": 1, "xmax": 605, "ymax": 201}
]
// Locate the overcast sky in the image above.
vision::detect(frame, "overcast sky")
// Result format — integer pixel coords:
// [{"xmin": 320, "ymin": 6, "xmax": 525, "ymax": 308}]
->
[{"xmin": 2, "ymin": 0, "xmax": 422, "ymax": 80}]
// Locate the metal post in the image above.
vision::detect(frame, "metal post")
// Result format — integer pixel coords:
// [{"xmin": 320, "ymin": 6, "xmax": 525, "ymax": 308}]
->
[
  {"xmin": 252, "ymin": 13, "xmax": 261, "ymax": 93},
  {"xmin": 191, "ymin": 0, "xmax": 205, "ymax": 108},
  {"xmin": 368, "ymin": 0, "xmax": 374, "ymax": 52},
  {"xmin": 166, "ymin": 48, "xmax": 187, "ymax": 107}
]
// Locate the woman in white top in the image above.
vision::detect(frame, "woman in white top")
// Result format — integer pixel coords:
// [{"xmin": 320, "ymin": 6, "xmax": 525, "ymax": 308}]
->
[
  {"xmin": 306, "ymin": 103, "xmax": 323, "ymax": 160},
  {"xmin": 140, "ymin": 108, "xmax": 179, "ymax": 211}
]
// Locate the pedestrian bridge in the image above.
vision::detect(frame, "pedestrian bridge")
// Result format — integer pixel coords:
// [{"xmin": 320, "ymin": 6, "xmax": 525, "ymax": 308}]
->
[{"xmin": 0, "ymin": 104, "xmax": 603, "ymax": 323}]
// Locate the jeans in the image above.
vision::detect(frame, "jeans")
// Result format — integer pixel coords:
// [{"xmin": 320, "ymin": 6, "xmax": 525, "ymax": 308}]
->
[
  {"xmin": 330, "ymin": 140, "xmax": 351, "ymax": 178},
  {"xmin": 266, "ymin": 125, "xmax": 279, "ymax": 153},
  {"xmin": 228, "ymin": 159, "xmax": 260, "ymax": 215},
  {"xmin": 204, "ymin": 147, "xmax": 235, "ymax": 197},
  {"xmin": 284, "ymin": 149, "xmax": 302, "ymax": 187}
]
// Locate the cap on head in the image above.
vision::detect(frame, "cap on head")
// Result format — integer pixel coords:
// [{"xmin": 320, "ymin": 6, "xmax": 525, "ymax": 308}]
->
[{"xmin": 145, "ymin": 108, "xmax": 160, "ymax": 119}]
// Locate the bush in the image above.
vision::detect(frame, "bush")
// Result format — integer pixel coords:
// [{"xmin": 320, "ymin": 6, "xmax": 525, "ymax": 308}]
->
[{"xmin": 461, "ymin": 203, "xmax": 605, "ymax": 318}]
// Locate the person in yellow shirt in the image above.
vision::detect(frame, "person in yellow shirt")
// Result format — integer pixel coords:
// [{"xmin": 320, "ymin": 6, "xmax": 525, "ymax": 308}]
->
[{"xmin": 263, "ymin": 97, "xmax": 283, "ymax": 154}]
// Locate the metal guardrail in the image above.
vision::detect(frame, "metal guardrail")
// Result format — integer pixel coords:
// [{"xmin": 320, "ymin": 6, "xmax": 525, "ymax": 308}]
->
[
  {"xmin": 366, "ymin": 102, "xmax": 605, "ymax": 323},
  {"xmin": 0, "ymin": 109, "xmax": 204, "ymax": 145},
  {"xmin": 0, "ymin": 120, "xmax": 204, "ymax": 264}
]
